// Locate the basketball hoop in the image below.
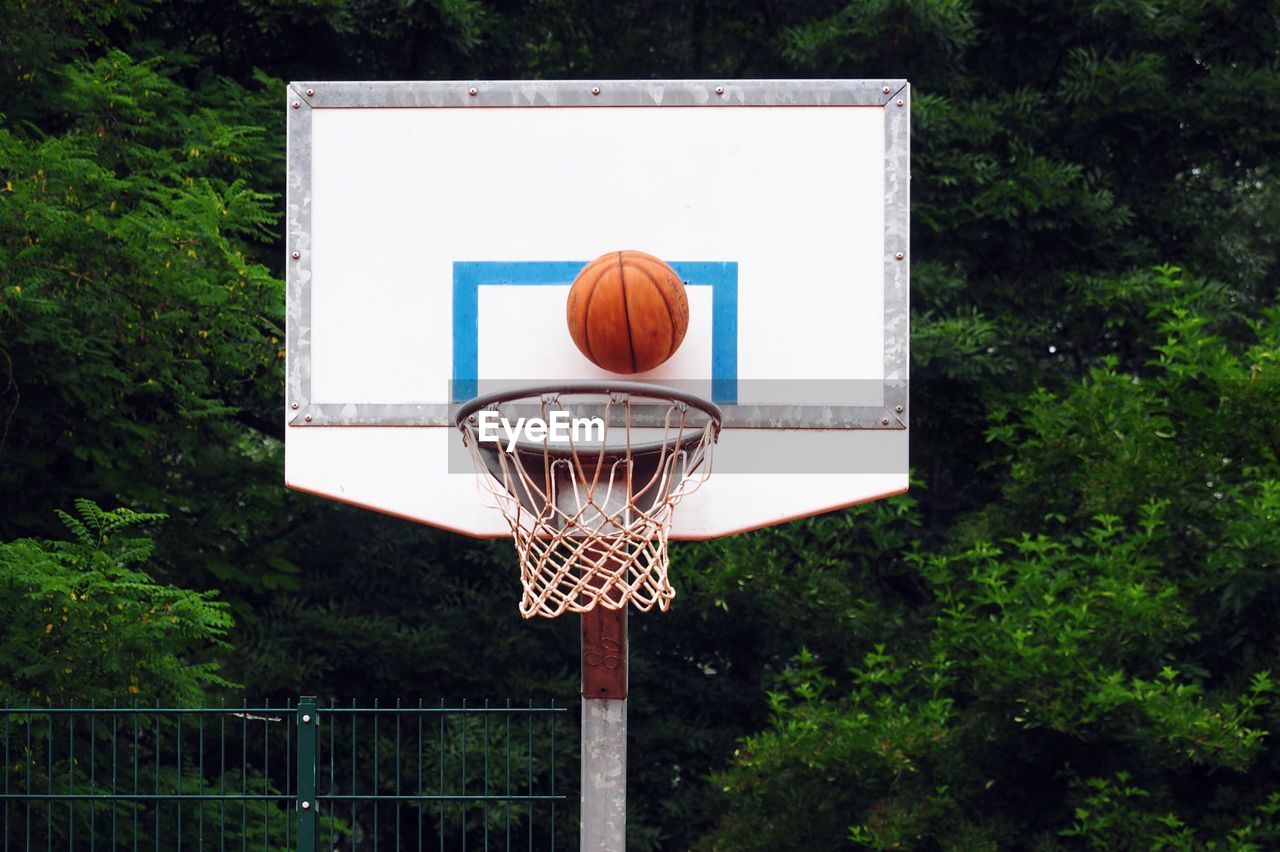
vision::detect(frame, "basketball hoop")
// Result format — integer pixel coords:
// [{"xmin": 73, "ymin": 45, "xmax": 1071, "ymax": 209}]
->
[
  {"xmin": 455, "ymin": 382, "xmax": 722, "ymax": 619},
  {"xmin": 286, "ymin": 81, "xmax": 912, "ymax": 852}
]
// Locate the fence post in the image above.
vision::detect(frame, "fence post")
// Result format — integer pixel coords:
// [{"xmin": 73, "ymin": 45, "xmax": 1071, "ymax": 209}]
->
[{"xmin": 296, "ymin": 696, "xmax": 318, "ymax": 852}]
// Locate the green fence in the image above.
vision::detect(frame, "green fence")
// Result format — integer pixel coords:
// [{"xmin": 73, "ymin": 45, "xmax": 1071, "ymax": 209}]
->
[{"xmin": 2, "ymin": 698, "xmax": 569, "ymax": 850}]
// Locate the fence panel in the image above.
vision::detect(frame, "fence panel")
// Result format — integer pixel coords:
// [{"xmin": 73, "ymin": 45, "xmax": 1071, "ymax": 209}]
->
[{"xmin": 1, "ymin": 699, "xmax": 569, "ymax": 851}]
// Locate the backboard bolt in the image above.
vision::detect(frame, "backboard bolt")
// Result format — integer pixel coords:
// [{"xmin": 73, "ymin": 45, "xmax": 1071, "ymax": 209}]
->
[
  {"xmin": 895, "ymin": 405, "xmax": 904, "ymax": 413},
  {"xmin": 468, "ymin": 87, "xmax": 478, "ymax": 96},
  {"xmin": 881, "ymin": 418, "xmax": 891, "ymax": 426},
  {"xmin": 895, "ymin": 252, "xmax": 904, "ymax": 260},
  {"xmin": 291, "ymin": 402, "xmax": 299, "ymax": 410},
  {"xmin": 715, "ymin": 86, "xmax": 725, "ymax": 95},
  {"xmin": 897, "ymin": 98, "xmax": 905, "ymax": 107},
  {"xmin": 304, "ymin": 414, "xmax": 312, "ymax": 422},
  {"xmin": 591, "ymin": 87, "xmax": 600, "ymax": 96},
  {"xmin": 292, "ymin": 251, "xmax": 301, "ymax": 260},
  {"xmin": 882, "ymin": 86, "xmax": 891, "ymax": 94},
  {"xmin": 291, "ymin": 101, "xmax": 300, "ymax": 109},
  {"xmin": 305, "ymin": 88, "xmax": 314, "ymax": 97}
]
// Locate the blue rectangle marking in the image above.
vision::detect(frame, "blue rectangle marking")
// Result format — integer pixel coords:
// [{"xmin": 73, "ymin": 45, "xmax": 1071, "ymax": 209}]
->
[{"xmin": 452, "ymin": 260, "xmax": 738, "ymax": 404}]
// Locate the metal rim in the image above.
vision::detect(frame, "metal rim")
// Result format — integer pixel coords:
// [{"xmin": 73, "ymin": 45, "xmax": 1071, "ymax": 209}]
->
[
  {"xmin": 455, "ymin": 381, "xmax": 723, "ymax": 425},
  {"xmin": 455, "ymin": 381, "xmax": 722, "ymax": 460}
]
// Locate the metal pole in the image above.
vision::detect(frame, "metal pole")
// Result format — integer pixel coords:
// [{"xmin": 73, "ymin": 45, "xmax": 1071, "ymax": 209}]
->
[
  {"xmin": 581, "ymin": 605, "xmax": 627, "ymax": 851},
  {"xmin": 557, "ymin": 446, "xmax": 633, "ymax": 852}
]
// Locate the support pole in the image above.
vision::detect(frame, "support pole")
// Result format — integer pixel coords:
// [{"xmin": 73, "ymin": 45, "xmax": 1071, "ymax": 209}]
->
[{"xmin": 581, "ymin": 605, "xmax": 627, "ymax": 851}]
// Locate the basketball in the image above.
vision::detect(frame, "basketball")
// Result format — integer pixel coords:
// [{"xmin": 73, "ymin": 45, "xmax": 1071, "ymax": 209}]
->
[{"xmin": 566, "ymin": 251, "xmax": 689, "ymax": 374}]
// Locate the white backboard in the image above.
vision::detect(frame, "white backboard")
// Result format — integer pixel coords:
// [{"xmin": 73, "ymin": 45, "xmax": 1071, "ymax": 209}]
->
[{"xmin": 285, "ymin": 80, "xmax": 910, "ymax": 539}]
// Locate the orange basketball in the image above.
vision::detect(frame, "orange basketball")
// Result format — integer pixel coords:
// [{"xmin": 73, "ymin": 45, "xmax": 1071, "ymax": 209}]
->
[{"xmin": 566, "ymin": 251, "xmax": 689, "ymax": 374}]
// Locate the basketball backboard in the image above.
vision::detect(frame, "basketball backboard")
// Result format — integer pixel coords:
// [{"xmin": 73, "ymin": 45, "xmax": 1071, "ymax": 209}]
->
[{"xmin": 284, "ymin": 79, "xmax": 910, "ymax": 539}]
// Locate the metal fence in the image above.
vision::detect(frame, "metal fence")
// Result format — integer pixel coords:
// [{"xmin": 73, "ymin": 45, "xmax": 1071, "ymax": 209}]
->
[{"xmin": 1, "ymin": 698, "xmax": 569, "ymax": 850}]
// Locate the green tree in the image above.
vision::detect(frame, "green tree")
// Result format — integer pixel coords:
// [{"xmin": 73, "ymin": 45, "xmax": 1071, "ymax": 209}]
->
[
  {"xmin": 0, "ymin": 500, "xmax": 234, "ymax": 705},
  {"xmin": 3, "ymin": 0, "xmax": 1279, "ymax": 847},
  {"xmin": 700, "ymin": 266, "xmax": 1280, "ymax": 848},
  {"xmin": 0, "ymin": 45, "xmax": 302, "ymax": 595}
]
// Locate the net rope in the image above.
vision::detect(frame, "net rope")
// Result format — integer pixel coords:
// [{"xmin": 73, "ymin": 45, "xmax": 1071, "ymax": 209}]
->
[{"xmin": 458, "ymin": 388, "xmax": 719, "ymax": 619}]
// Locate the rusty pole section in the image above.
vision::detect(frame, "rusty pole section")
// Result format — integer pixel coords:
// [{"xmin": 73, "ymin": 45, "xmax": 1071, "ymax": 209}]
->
[
  {"xmin": 582, "ymin": 606, "xmax": 628, "ymax": 699},
  {"xmin": 580, "ymin": 549, "xmax": 629, "ymax": 851}
]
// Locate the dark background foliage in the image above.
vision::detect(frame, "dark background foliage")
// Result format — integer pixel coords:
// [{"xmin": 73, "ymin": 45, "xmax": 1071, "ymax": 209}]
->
[{"xmin": 2, "ymin": 0, "xmax": 1278, "ymax": 847}]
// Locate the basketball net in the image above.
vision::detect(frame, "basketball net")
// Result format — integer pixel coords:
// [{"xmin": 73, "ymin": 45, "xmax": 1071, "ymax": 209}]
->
[{"xmin": 456, "ymin": 384, "xmax": 721, "ymax": 618}]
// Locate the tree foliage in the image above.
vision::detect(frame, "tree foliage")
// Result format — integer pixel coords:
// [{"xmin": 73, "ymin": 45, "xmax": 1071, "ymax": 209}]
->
[
  {"xmin": 0, "ymin": 500, "xmax": 234, "ymax": 706},
  {"xmin": 1, "ymin": 0, "xmax": 1278, "ymax": 848},
  {"xmin": 0, "ymin": 43, "xmax": 301, "ymax": 592},
  {"xmin": 700, "ymin": 266, "xmax": 1280, "ymax": 848}
]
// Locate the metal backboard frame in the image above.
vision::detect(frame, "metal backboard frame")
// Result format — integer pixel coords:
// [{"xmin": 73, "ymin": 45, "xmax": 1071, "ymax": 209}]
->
[{"xmin": 284, "ymin": 79, "xmax": 910, "ymax": 431}]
